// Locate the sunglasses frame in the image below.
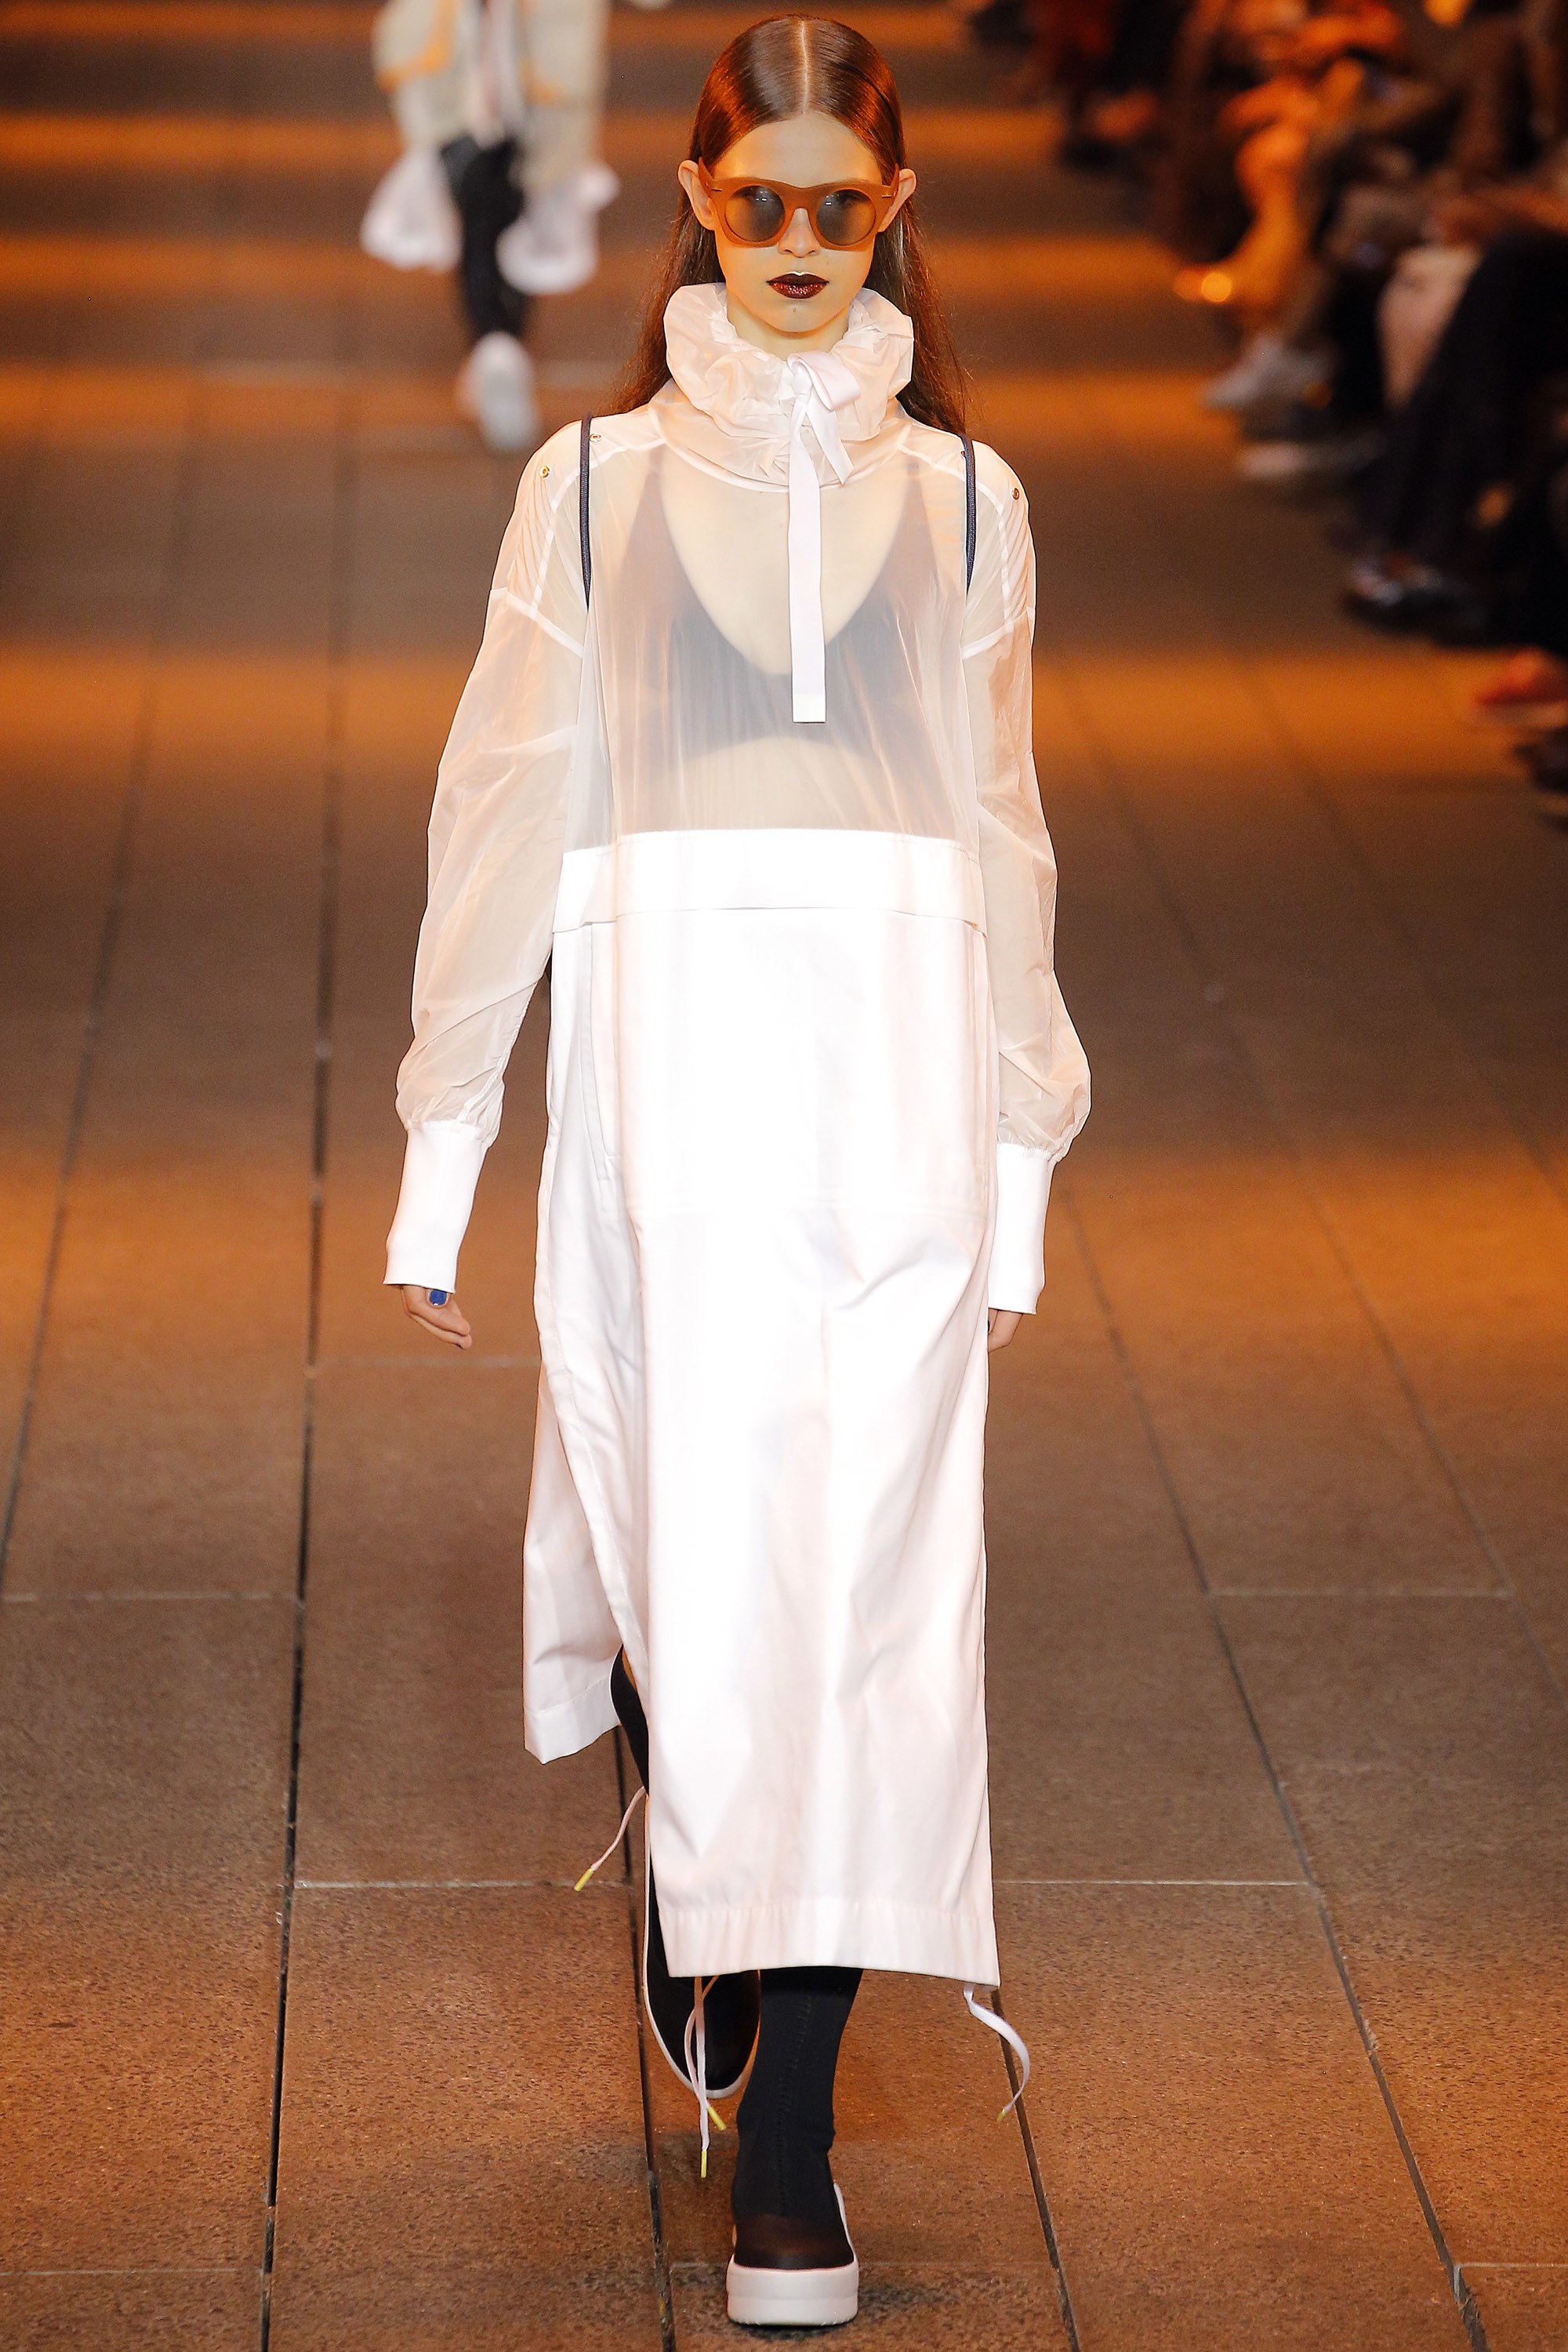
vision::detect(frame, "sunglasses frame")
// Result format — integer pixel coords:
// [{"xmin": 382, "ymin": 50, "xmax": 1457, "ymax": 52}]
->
[{"xmin": 697, "ymin": 168, "xmax": 901, "ymax": 250}]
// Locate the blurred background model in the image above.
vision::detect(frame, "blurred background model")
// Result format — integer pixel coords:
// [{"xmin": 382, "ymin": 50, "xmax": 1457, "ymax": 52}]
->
[{"xmin": 363, "ymin": 0, "xmax": 639, "ymax": 448}]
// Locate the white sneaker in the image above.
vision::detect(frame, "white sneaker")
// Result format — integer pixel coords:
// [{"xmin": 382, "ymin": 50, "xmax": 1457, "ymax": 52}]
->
[
  {"xmin": 497, "ymin": 163, "xmax": 620, "ymax": 296},
  {"xmin": 455, "ymin": 332, "xmax": 541, "ymax": 453},
  {"xmin": 1201, "ymin": 333, "xmax": 1327, "ymax": 412},
  {"xmin": 1236, "ymin": 426, "xmax": 1383, "ymax": 485}
]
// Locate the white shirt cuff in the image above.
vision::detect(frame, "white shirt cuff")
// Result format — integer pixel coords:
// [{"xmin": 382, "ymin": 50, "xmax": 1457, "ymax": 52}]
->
[
  {"xmin": 989, "ymin": 1141, "xmax": 1054, "ymax": 1313},
  {"xmin": 385, "ymin": 1121, "xmax": 489, "ymax": 1291}
]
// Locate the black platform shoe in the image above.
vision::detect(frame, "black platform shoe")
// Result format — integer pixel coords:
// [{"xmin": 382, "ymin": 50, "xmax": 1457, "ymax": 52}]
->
[
  {"xmin": 728, "ymin": 2190, "xmax": 859, "ymax": 2328},
  {"xmin": 726, "ymin": 1964, "xmax": 862, "ymax": 2327},
  {"xmin": 609, "ymin": 1653, "xmax": 760, "ymax": 2104}
]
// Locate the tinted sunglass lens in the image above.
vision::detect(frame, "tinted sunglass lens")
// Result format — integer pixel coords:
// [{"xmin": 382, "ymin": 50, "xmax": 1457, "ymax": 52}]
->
[
  {"xmin": 724, "ymin": 184, "xmax": 786, "ymax": 242},
  {"xmin": 815, "ymin": 188, "xmax": 878, "ymax": 245}
]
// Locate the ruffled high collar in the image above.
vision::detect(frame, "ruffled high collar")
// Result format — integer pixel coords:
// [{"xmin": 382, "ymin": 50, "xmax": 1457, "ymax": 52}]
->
[
  {"xmin": 659, "ymin": 281, "xmax": 914, "ymax": 483},
  {"xmin": 654, "ymin": 283, "xmax": 916, "ymax": 724}
]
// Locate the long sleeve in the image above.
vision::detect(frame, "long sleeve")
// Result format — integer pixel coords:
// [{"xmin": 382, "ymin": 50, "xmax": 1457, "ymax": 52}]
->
[
  {"xmin": 385, "ymin": 423, "xmax": 586, "ymax": 1289},
  {"xmin": 964, "ymin": 445, "xmax": 1091, "ymax": 1313}
]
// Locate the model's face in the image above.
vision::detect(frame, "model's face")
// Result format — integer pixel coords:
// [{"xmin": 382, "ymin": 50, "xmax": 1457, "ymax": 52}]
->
[{"xmin": 678, "ymin": 111, "xmax": 916, "ymax": 355}]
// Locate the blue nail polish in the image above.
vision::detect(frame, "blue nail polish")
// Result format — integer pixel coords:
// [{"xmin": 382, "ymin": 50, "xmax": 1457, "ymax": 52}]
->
[{"xmin": 428, "ymin": 1289, "xmax": 448, "ymax": 1306}]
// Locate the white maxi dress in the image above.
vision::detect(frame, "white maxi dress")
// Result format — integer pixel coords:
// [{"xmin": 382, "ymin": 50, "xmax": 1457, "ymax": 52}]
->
[{"xmin": 387, "ymin": 284, "xmax": 1090, "ymax": 1989}]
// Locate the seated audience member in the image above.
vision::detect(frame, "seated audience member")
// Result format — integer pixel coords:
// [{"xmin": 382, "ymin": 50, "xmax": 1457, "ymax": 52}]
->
[
  {"xmin": 1345, "ymin": 209, "xmax": 1568, "ymax": 624},
  {"xmin": 1174, "ymin": 0, "xmax": 1407, "ymax": 323},
  {"xmin": 1062, "ymin": 0, "xmax": 1189, "ymax": 159},
  {"xmin": 1208, "ymin": 0, "xmax": 1550, "ymax": 474},
  {"xmin": 971, "ymin": 0, "xmax": 1568, "ymax": 813}
]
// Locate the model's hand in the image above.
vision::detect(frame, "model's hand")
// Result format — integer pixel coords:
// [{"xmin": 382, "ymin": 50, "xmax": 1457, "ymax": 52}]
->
[
  {"xmin": 987, "ymin": 1309, "xmax": 1022, "ymax": 1352},
  {"xmin": 401, "ymin": 1285, "xmax": 474, "ymax": 1350}
]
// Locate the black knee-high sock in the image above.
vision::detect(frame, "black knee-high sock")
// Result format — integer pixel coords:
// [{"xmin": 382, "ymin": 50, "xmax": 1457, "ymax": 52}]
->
[{"xmin": 731, "ymin": 1966, "xmax": 861, "ymax": 2224}]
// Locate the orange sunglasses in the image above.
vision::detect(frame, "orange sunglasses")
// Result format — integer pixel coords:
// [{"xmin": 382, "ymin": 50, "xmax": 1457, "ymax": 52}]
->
[{"xmin": 698, "ymin": 169, "xmax": 899, "ymax": 250}]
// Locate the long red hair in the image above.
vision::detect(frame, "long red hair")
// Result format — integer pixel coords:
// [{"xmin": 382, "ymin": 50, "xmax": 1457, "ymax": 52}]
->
[{"xmin": 612, "ymin": 14, "xmax": 967, "ymax": 434}]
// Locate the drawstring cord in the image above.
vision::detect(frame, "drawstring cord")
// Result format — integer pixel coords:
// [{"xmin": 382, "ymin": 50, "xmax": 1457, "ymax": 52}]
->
[
  {"xmin": 782, "ymin": 349, "xmax": 857, "ymax": 724},
  {"xmin": 964, "ymin": 1984, "xmax": 1031, "ymax": 2122},
  {"xmin": 572, "ymin": 1785, "xmax": 644, "ymax": 1892},
  {"xmin": 574, "ymin": 1791, "xmax": 728, "ymax": 2172},
  {"xmin": 683, "ymin": 1976, "xmax": 728, "ymax": 2176}
]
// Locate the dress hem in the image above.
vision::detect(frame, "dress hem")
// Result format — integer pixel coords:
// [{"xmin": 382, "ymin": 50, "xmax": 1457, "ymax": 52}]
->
[{"xmin": 661, "ymin": 1893, "xmax": 1000, "ymax": 1986}]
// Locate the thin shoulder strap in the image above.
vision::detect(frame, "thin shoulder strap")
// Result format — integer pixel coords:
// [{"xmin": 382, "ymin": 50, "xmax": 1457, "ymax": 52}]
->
[
  {"xmin": 579, "ymin": 414, "xmax": 593, "ymax": 602},
  {"xmin": 961, "ymin": 432, "xmax": 977, "ymax": 593}
]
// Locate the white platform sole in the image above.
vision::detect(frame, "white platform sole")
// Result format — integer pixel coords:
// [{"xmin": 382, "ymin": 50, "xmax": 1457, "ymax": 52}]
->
[
  {"xmin": 725, "ymin": 2251, "xmax": 859, "ymax": 2328},
  {"xmin": 727, "ymin": 2187, "xmax": 858, "ymax": 2328}
]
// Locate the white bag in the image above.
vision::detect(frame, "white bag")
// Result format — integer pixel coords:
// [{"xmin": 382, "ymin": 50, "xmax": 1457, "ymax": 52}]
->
[{"xmin": 360, "ymin": 147, "xmax": 463, "ymax": 272}]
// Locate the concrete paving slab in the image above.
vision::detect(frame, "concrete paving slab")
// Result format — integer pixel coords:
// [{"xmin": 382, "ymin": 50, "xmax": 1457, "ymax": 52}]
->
[
  {"xmin": 0, "ymin": 1598, "xmax": 292, "ymax": 2264},
  {"xmin": 999, "ymin": 1883, "xmax": 1471, "ymax": 2350},
  {"xmin": 0, "ymin": 2268, "xmax": 258, "ymax": 2351},
  {"xmin": 4, "ymin": 641, "xmax": 323, "ymax": 1595},
  {"xmin": 985, "ymin": 1209, "xmax": 1301, "ymax": 1882},
  {"xmin": 1463, "ymin": 2267, "xmax": 1568, "ymax": 2350},
  {"xmin": 268, "ymin": 1886, "xmax": 661, "ymax": 2343},
  {"xmin": 347, "ymin": 461, "xmax": 519, "ymax": 659},
  {"xmin": 268, "ymin": 2269, "xmax": 662, "ymax": 2352},
  {"xmin": 0, "ymin": 1591, "xmax": 293, "ymax": 1883},
  {"xmin": 296, "ymin": 1362, "xmax": 620, "ymax": 1887},
  {"xmin": 0, "ymin": 1889, "xmax": 281, "ymax": 2267},
  {"xmin": 2, "ymin": 1155, "xmax": 312, "ymax": 1596},
  {"xmin": 1221, "ymin": 1596, "xmax": 1568, "ymax": 2263},
  {"xmin": 1069, "ymin": 368, "xmax": 1373, "ymax": 648},
  {"xmin": 2, "ymin": 442, "xmax": 185, "ymax": 620}
]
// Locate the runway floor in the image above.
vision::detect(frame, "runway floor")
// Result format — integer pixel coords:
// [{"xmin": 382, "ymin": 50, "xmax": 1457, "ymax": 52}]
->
[{"xmin": 2, "ymin": 2, "xmax": 1567, "ymax": 2346}]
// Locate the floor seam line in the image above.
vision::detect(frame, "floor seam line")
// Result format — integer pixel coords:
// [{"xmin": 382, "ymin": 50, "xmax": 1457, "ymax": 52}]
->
[
  {"xmin": 985, "ymin": 1984, "xmax": 1084, "ymax": 2350},
  {"xmin": 614, "ymin": 1728, "xmax": 677, "ymax": 2352},
  {"xmin": 292, "ymin": 1876, "xmax": 631, "ymax": 1889},
  {"xmin": 0, "ymin": 429, "xmax": 198, "ymax": 1596},
  {"xmin": 257, "ymin": 200, "xmax": 354, "ymax": 2350},
  {"xmin": 0, "ymin": 2265, "xmax": 260, "ymax": 2281},
  {"xmin": 993, "ymin": 1876, "xmax": 1305, "ymax": 1887}
]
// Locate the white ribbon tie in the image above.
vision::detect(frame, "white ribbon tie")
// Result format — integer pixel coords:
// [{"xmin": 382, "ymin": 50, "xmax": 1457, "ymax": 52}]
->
[
  {"xmin": 782, "ymin": 349, "xmax": 858, "ymax": 724},
  {"xmin": 964, "ymin": 1983, "xmax": 1032, "ymax": 2122}
]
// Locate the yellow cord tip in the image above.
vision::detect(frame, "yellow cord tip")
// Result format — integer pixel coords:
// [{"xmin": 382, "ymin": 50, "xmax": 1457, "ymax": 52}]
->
[{"xmin": 572, "ymin": 1869, "xmax": 593, "ymax": 1893}]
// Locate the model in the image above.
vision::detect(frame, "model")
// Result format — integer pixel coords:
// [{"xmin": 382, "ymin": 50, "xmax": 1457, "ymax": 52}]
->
[
  {"xmin": 362, "ymin": 0, "xmax": 623, "ymax": 450},
  {"xmin": 386, "ymin": 13, "xmax": 1090, "ymax": 2327}
]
